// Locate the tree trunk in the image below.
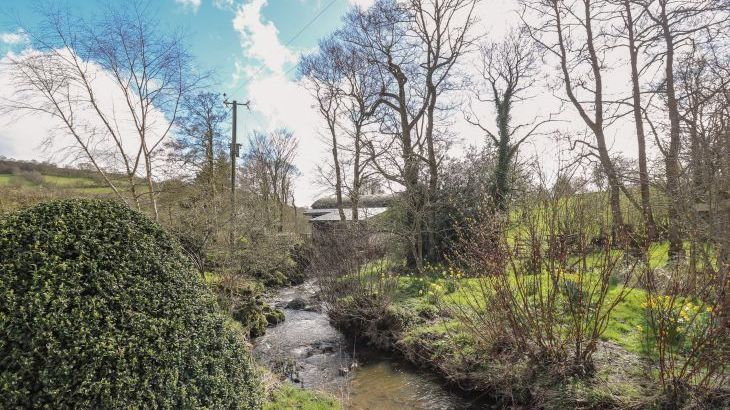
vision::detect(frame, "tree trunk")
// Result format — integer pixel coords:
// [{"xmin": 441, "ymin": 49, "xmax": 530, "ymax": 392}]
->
[
  {"xmin": 352, "ymin": 125, "xmax": 362, "ymax": 221},
  {"xmin": 624, "ymin": 0, "xmax": 655, "ymax": 241},
  {"xmin": 396, "ymin": 73, "xmax": 423, "ymax": 271},
  {"xmin": 553, "ymin": 0, "xmax": 625, "ymax": 241},
  {"xmin": 494, "ymin": 100, "xmax": 512, "ymax": 213},
  {"xmin": 331, "ymin": 132, "xmax": 346, "ymax": 222},
  {"xmin": 425, "ymin": 83, "xmax": 439, "ymax": 262},
  {"xmin": 141, "ymin": 137, "xmax": 159, "ymax": 221},
  {"xmin": 660, "ymin": 3, "xmax": 684, "ymax": 260}
]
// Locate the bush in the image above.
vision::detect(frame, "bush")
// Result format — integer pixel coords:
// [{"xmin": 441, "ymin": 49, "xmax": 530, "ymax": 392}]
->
[{"xmin": 0, "ymin": 199, "xmax": 262, "ymax": 409}]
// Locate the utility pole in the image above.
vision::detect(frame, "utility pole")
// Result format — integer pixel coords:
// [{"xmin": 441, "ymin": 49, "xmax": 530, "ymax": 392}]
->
[{"xmin": 223, "ymin": 95, "xmax": 250, "ymax": 245}]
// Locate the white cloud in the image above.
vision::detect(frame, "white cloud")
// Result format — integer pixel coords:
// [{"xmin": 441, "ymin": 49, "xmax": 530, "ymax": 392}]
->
[
  {"xmin": 0, "ymin": 29, "xmax": 29, "ymax": 46},
  {"xmin": 227, "ymin": 0, "xmax": 324, "ymax": 204},
  {"xmin": 347, "ymin": 0, "xmax": 376, "ymax": 9},
  {"xmin": 0, "ymin": 48, "xmax": 172, "ymax": 175},
  {"xmin": 244, "ymin": 72, "xmax": 322, "ymax": 202},
  {"xmin": 213, "ymin": 0, "xmax": 235, "ymax": 10},
  {"xmin": 175, "ymin": 0, "xmax": 202, "ymax": 13},
  {"xmin": 232, "ymin": 0, "xmax": 296, "ymax": 74}
]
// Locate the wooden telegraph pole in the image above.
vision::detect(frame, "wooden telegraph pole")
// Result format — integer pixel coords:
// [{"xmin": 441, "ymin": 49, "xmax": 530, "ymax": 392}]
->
[{"xmin": 223, "ymin": 95, "xmax": 250, "ymax": 246}]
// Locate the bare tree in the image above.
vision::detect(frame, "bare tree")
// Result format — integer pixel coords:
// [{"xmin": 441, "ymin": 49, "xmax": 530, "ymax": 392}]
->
[
  {"xmin": 243, "ymin": 129, "xmax": 299, "ymax": 232},
  {"xmin": 337, "ymin": 41, "xmax": 383, "ymax": 221},
  {"xmin": 633, "ymin": 0, "xmax": 728, "ymax": 259},
  {"xmin": 4, "ymin": 2, "xmax": 199, "ymax": 220},
  {"xmin": 521, "ymin": 0, "xmax": 636, "ymax": 242},
  {"xmin": 341, "ymin": 0, "xmax": 477, "ymax": 268},
  {"xmin": 674, "ymin": 40, "xmax": 730, "ymax": 273},
  {"xmin": 300, "ymin": 38, "xmax": 348, "ymax": 221},
  {"xmin": 168, "ymin": 92, "xmax": 229, "ymax": 180},
  {"xmin": 301, "ymin": 32, "xmax": 382, "ymax": 222},
  {"xmin": 410, "ymin": 0, "xmax": 478, "ymax": 195},
  {"xmin": 465, "ymin": 29, "xmax": 552, "ymax": 213},
  {"xmin": 615, "ymin": 0, "xmax": 657, "ymax": 240},
  {"xmin": 343, "ymin": 0, "xmax": 428, "ymax": 268}
]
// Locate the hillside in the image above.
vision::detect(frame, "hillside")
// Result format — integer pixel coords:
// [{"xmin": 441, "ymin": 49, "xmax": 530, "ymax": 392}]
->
[{"xmin": 0, "ymin": 159, "xmax": 115, "ymax": 213}]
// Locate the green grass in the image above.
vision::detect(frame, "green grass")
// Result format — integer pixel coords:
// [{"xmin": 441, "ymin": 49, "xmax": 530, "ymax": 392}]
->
[
  {"xmin": 264, "ymin": 384, "xmax": 341, "ymax": 410},
  {"xmin": 0, "ymin": 173, "xmax": 103, "ymax": 189},
  {"xmin": 0, "ymin": 174, "xmax": 32, "ymax": 186},
  {"xmin": 600, "ymin": 286, "xmax": 647, "ymax": 353},
  {"xmin": 391, "ymin": 266, "xmax": 651, "ymax": 354},
  {"xmin": 43, "ymin": 175, "xmax": 98, "ymax": 186}
]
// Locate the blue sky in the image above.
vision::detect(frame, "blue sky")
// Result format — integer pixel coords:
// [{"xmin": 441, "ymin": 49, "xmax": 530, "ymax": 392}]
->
[
  {"xmin": 0, "ymin": 0, "xmax": 374, "ymax": 203},
  {"xmin": 1, "ymin": 0, "xmax": 568, "ymax": 205},
  {"xmin": 1, "ymin": 0, "xmax": 354, "ymax": 98}
]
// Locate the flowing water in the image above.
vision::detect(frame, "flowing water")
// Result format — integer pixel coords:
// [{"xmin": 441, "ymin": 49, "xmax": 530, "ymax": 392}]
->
[{"xmin": 252, "ymin": 280, "xmax": 490, "ymax": 410}]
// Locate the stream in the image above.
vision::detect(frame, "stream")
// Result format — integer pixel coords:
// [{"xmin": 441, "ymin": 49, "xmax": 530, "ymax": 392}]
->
[{"xmin": 252, "ymin": 280, "xmax": 491, "ymax": 410}]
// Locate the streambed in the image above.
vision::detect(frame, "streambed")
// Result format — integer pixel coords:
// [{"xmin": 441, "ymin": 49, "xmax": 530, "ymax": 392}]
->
[{"xmin": 252, "ymin": 280, "xmax": 491, "ymax": 409}]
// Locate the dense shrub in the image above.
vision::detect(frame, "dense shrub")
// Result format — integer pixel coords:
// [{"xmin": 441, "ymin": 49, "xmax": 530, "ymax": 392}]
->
[{"xmin": 0, "ymin": 199, "xmax": 262, "ymax": 409}]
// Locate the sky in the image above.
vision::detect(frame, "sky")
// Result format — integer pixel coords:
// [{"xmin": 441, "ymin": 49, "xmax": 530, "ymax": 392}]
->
[
  {"xmin": 0, "ymin": 0, "xmax": 638, "ymax": 206},
  {"xmin": 0, "ymin": 0, "xmax": 387, "ymax": 205}
]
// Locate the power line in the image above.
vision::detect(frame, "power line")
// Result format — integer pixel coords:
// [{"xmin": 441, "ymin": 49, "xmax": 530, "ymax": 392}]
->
[
  {"xmin": 230, "ymin": 0, "xmax": 339, "ymax": 97},
  {"xmin": 286, "ymin": 0, "xmax": 339, "ymax": 49}
]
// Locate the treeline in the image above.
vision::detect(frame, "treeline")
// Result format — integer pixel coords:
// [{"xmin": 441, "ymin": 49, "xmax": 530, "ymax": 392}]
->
[{"xmin": 300, "ymin": 0, "xmax": 730, "ymax": 269}]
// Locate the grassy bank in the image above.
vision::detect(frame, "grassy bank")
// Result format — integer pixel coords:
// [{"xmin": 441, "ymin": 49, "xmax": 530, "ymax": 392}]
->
[
  {"xmin": 328, "ymin": 249, "xmax": 726, "ymax": 409},
  {"xmin": 331, "ymin": 281, "xmax": 652, "ymax": 407}
]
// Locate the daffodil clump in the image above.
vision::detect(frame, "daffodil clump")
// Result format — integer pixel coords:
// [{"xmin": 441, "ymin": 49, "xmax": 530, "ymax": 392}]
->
[
  {"xmin": 402, "ymin": 262, "xmax": 462, "ymax": 300},
  {"xmin": 640, "ymin": 295, "xmax": 714, "ymax": 353}
]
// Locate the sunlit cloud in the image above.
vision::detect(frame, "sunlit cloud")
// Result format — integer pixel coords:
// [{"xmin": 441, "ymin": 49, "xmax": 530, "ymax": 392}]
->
[
  {"xmin": 0, "ymin": 29, "xmax": 29, "ymax": 46},
  {"xmin": 233, "ymin": 0, "xmax": 297, "ymax": 75},
  {"xmin": 175, "ymin": 0, "xmax": 202, "ymax": 13}
]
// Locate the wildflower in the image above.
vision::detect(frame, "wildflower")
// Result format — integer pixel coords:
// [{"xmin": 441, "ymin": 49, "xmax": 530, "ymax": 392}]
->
[{"xmin": 706, "ymin": 306, "xmax": 713, "ymax": 313}]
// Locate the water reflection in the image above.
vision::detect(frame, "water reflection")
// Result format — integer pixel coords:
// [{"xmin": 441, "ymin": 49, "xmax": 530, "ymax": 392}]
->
[{"xmin": 348, "ymin": 357, "xmax": 480, "ymax": 410}]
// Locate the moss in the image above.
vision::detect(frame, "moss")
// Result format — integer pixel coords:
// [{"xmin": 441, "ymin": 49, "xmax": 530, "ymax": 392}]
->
[{"xmin": 264, "ymin": 307, "xmax": 286, "ymax": 325}]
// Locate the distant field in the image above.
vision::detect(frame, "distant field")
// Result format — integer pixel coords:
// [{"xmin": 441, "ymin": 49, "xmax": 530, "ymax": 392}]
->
[
  {"xmin": 0, "ymin": 173, "xmax": 102, "ymax": 188},
  {"xmin": 43, "ymin": 175, "xmax": 98, "ymax": 186},
  {"xmin": 0, "ymin": 174, "xmax": 32, "ymax": 186},
  {"xmin": 0, "ymin": 173, "xmax": 115, "ymax": 213}
]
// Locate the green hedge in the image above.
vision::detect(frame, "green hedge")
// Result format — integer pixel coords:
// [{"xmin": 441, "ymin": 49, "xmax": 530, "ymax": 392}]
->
[{"xmin": 0, "ymin": 199, "xmax": 262, "ymax": 409}]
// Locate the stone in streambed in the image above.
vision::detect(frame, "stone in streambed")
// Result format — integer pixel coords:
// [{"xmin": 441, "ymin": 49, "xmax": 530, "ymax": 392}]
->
[{"xmin": 286, "ymin": 297, "xmax": 307, "ymax": 310}]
